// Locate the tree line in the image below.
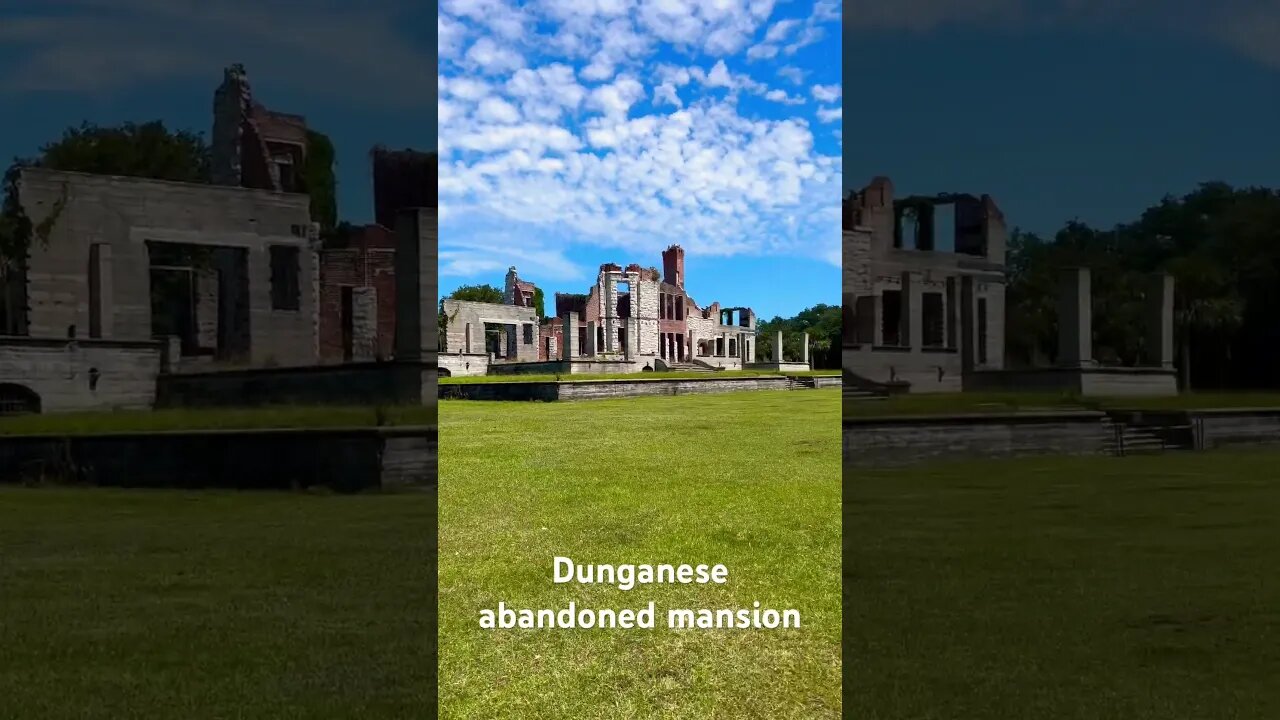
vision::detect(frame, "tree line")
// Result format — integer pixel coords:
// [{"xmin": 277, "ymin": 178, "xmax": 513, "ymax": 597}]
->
[{"xmin": 1005, "ymin": 182, "xmax": 1280, "ymax": 389}]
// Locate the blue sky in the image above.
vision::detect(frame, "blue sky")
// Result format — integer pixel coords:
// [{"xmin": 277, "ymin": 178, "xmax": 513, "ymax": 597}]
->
[
  {"xmin": 845, "ymin": 0, "xmax": 1280, "ymax": 237},
  {"xmin": 0, "ymin": 0, "xmax": 436, "ymax": 225},
  {"xmin": 438, "ymin": 0, "xmax": 841, "ymax": 320}
]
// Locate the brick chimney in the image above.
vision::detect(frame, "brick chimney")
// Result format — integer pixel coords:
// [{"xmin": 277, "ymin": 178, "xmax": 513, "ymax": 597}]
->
[{"xmin": 662, "ymin": 245, "xmax": 684, "ymax": 288}]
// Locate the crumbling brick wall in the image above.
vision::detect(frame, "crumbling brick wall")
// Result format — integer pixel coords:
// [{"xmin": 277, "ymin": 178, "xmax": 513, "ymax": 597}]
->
[{"xmin": 317, "ymin": 225, "xmax": 396, "ymax": 362}]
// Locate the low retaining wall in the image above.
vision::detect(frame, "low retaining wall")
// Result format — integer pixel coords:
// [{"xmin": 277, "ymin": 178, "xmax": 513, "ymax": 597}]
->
[
  {"xmin": 440, "ymin": 375, "xmax": 831, "ymax": 401},
  {"xmin": 0, "ymin": 336, "xmax": 163, "ymax": 412},
  {"xmin": 843, "ymin": 408, "xmax": 1280, "ymax": 466},
  {"xmin": 157, "ymin": 361, "xmax": 437, "ymax": 408},
  {"xmin": 1193, "ymin": 409, "xmax": 1280, "ymax": 449},
  {"xmin": 486, "ymin": 359, "xmax": 642, "ymax": 375},
  {"xmin": 843, "ymin": 411, "xmax": 1110, "ymax": 466},
  {"xmin": 439, "ymin": 353, "xmax": 490, "ymax": 377},
  {"xmin": 965, "ymin": 366, "xmax": 1178, "ymax": 397},
  {"xmin": 0, "ymin": 426, "xmax": 436, "ymax": 492}
]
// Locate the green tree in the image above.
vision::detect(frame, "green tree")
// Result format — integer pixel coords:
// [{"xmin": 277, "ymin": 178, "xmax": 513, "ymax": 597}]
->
[
  {"xmin": 301, "ymin": 130, "xmax": 338, "ymax": 232},
  {"xmin": 38, "ymin": 121, "xmax": 211, "ymax": 182},
  {"xmin": 533, "ymin": 287, "xmax": 546, "ymax": 320},
  {"xmin": 449, "ymin": 284, "xmax": 504, "ymax": 304}
]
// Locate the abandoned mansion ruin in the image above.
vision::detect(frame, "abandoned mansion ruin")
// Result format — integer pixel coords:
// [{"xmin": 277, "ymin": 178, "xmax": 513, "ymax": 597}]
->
[
  {"xmin": 441, "ymin": 245, "xmax": 805, "ymax": 377},
  {"xmin": 843, "ymin": 176, "xmax": 1177, "ymax": 396},
  {"xmin": 0, "ymin": 65, "xmax": 437, "ymax": 414}
]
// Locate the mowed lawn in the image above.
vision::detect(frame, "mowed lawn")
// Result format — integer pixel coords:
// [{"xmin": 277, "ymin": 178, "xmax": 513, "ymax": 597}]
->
[
  {"xmin": 0, "ymin": 489, "xmax": 436, "ymax": 719},
  {"xmin": 439, "ymin": 389, "xmax": 841, "ymax": 719},
  {"xmin": 847, "ymin": 450, "xmax": 1280, "ymax": 720}
]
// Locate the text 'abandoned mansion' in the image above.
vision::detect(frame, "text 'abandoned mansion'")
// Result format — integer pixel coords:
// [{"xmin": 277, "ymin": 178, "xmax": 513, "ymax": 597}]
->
[{"xmin": 440, "ymin": 245, "xmax": 802, "ymax": 377}]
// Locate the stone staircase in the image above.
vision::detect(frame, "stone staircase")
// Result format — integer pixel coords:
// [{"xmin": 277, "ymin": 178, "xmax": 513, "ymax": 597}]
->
[
  {"xmin": 1102, "ymin": 411, "xmax": 1196, "ymax": 456},
  {"xmin": 786, "ymin": 376, "xmax": 817, "ymax": 390}
]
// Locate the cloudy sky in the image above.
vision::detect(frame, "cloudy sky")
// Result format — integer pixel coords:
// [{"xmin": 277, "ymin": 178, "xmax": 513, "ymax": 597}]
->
[
  {"xmin": 439, "ymin": 0, "xmax": 842, "ymax": 319},
  {"xmin": 845, "ymin": 0, "xmax": 1280, "ymax": 236},
  {"xmin": 0, "ymin": 0, "xmax": 436, "ymax": 223}
]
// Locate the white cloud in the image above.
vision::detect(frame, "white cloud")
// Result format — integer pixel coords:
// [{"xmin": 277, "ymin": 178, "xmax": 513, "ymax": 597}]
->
[
  {"xmin": 777, "ymin": 65, "xmax": 807, "ymax": 84},
  {"xmin": 587, "ymin": 74, "xmax": 645, "ymax": 117},
  {"xmin": 439, "ymin": 0, "xmax": 842, "ymax": 271},
  {"xmin": 477, "ymin": 96, "xmax": 521, "ymax": 124},
  {"xmin": 816, "ymin": 106, "xmax": 841, "ymax": 123},
  {"xmin": 765, "ymin": 88, "xmax": 805, "ymax": 105},
  {"xmin": 811, "ymin": 83, "xmax": 841, "ymax": 102},
  {"xmin": 465, "ymin": 36, "xmax": 526, "ymax": 73}
]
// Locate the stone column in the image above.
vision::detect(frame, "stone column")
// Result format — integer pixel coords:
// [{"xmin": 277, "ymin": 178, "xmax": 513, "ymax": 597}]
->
[
  {"xmin": 872, "ymin": 292, "xmax": 883, "ymax": 346},
  {"xmin": 1145, "ymin": 272, "xmax": 1174, "ymax": 368},
  {"xmin": 901, "ymin": 271, "xmax": 921, "ymax": 350},
  {"xmin": 585, "ymin": 321, "xmax": 597, "ymax": 357},
  {"xmin": 393, "ymin": 208, "xmax": 437, "ymax": 360},
  {"xmin": 88, "ymin": 243, "xmax": 113, "ymax": 339},
  {"xmin": 774, "ymin": 331, "xmax": 784, "ymax": 363},
  {"xmin": 960, "ymin": 275, "xmax": 975, "ymax": 372},
  {"xmin": 562, "ymin": 312, "xmax": 577, "ymax": 360},
  {"xmin": 801, "ymin": 332, "xmax": 809, "ymax": 365},
  {"xmin": 945, "ymin": 276, "xmax": 957, "ymax": 349},
  {"xmin": 1057, "ymin": 267, "xmax": 1092, "ymax": 367}
]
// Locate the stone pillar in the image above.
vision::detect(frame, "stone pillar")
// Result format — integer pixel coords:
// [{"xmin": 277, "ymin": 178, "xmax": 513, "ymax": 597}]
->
[
  {"xmin": 960, "ymin": 276, "xmax": 975, "ymax": 372},
  {"xmin": 562, "ymin": 312, "xmax": 577, "ymax": 360},
  {"xmin": 393, "ymin": 208, "xmax": 437, "ymax": 361},
  {"xmin": 872, "ymin": 293, "xmax": 883, "ymax": 346},
  {"xmin": 1145, "ymin": 272, "xmax": 1175, "ymax": 368},
  {"xmin": 585, "ymin": 321, "xmax": 597, "ymax": 357},
  {"xmin": 1057, "ymin": 267, "xmax": 1092, "ymax": 367},
  {"xmin": 945, "ymin": 276, "xmax": 957, "ymax": 349},
  {"xmin": 351, "ymin": 286, "xmax": 378, "ymax": 361},
  {"xmin": 801, "ymin": 332, "xmax": 809, "ymax": 365},
  {"xmin": 901, "ymin": 271, "xmax": 921, "ymax": 350},
  {"xmin": 774, "ymin": 331, "xmax": 784, "ymax": 363},
  {"xmin": 88, "ymin": 243, "xmax": 113, "ymax": 339}
]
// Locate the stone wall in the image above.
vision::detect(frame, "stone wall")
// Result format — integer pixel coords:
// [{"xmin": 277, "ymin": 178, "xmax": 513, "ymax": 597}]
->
[
  {"xmin": 318, "ymin": 232, "xmax": 397, "ymax": 362},
  {"xmin": 438, "ymin": 353, "xmax": 490, "ymax": 377},
  {"xmin": 392, "ymin": 208, "xmax": 438, "ymax": 361},
  {"xmin": 1195, "ymin": 410, "xmax": 1280, "ymax": 449},
  {"xmin": 635, "ymin": 277, "xmax": 660, "ymax": 357},
  {"xmin": 843, "ymin": 412, "xmax": 1109, "ymax": 466},
  {"xmin": 844, "ymin": 347, "xmax": 964, "ymax": 392},
  {"xmin": 18, "ymin": 168, "xmax": 317, "ymax": 367},
  {"xmin": 965, "ymin": 367, "xmax": 1178, "ymax": 397},
  {"xmin": 485, "ymin": 359, "xmax": 641, "ymax": 375},
  {"xmin": 157, "ymin": 361, "xmax": 435, "ymax": 407},
  {"xmin": 441, "ymin": 299, "xmax": 538, "ymax": 361},
  {"xmin": 440, "ymin": 375, "xmax": 796, "ymax": 401},
  {"xmin": 0, "ymin": 427, "xmax": 436, "ymax": 492},
  {"xmin": 0, "ymin": 336, "xmax": 163, "ymax": 412}
]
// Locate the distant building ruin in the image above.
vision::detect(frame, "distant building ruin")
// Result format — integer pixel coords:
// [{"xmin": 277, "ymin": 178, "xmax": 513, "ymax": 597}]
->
[
  {"xmin": 440, "ymin": 246, "xmax": 773, "ymax": 377},
  {"xmin": 212, "ymin": 63, "xmax": 310, "ymax": 193},
  {"xmin": 0, "ymin": 65, "xmax": 438, "ymax": 414},
  {"xmin": 843, "ymin": 176, "xmax": 1178, "ymax": 396},
  {"xmin": 843, "ymin": 176, "xmax": 1007, "ymax": 391}
]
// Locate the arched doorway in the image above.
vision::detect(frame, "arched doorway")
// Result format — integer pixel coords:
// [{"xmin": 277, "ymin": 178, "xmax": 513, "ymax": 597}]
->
[{"xmin": 0, "ymin": 383, "xmax": 41, "ymax": 415}]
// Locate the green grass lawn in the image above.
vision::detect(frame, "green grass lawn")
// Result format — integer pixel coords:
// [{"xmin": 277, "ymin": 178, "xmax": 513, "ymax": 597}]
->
[
  {"xmin": 441, "ymin": 369, "xmax": 839, "ymax": 384},
  {"xmin": 843, "ymin": 391, "xmax": 1280, "ymax": 418},
  {"xmin": 0, "ymin": 405, "xmax": 437, "ymax": 436},
  {"xmin": 847, "ymin": 450, "xmax": 1280, "ymax": 719},
  {"xmin": 439, "ymin": 389, "xmax": 841, "ymax": 718},
  {"xmin": 0, "ymin": 488, "xmax": 436, "ymax": 719}
]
